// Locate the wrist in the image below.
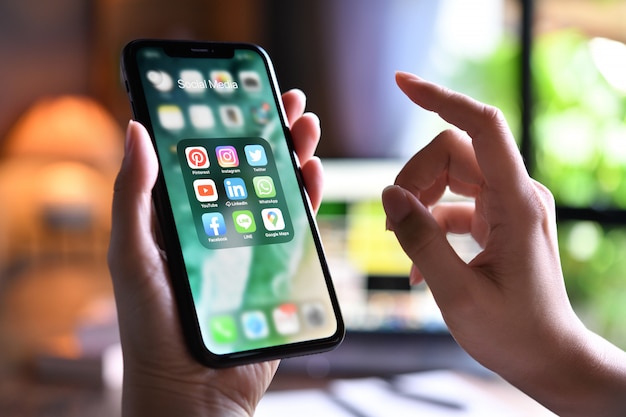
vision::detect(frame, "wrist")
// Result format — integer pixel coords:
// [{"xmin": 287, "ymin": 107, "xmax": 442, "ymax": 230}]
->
[
  {"xmin": 510, "ymin": 321, "xmax": 626, "ymax": 416},
  {"xmin": 121, "ymin": 372, "xmax": 254, "ymax": 417}
]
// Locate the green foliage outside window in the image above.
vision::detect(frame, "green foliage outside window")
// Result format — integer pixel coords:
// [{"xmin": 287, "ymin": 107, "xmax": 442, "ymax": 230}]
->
[
  {"xmin": 559, "ymin": 221, "xmax": 626, "ymax": 348},
  {"xmin": 533, "ymin": 30, "xmax": 626, "ymax": 209},
  {"xmin": 451, "ymin": 30, "xmax": 626, "ymax": 348}
]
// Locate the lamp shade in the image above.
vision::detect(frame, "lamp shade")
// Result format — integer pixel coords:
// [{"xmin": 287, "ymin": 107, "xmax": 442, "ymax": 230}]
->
[{"xmin": 2, "ymin": 95, "xmax": 123, "ymax": 171}]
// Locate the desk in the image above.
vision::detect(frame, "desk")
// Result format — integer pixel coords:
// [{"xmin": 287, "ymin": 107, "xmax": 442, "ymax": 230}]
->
[
  {"xmin": 262, "ymin": 370, "xmax": 556, "ymax": 417},
  {"xmin": 0, "ymin": 368, "xmax": 555, "ymax": 417},
  {"xmin": 0, "ymin": 262, "xmax": 554, "ymax": 416}
]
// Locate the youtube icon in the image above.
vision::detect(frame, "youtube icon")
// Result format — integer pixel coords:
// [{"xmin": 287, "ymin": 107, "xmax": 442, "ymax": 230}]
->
[
  {"xmin": 193, "ymin": 179, "xmax": 218, "ymax": 202},
  {"xmin": 198, "ymin": 185, "xmax": 214, "ymax": 197}
]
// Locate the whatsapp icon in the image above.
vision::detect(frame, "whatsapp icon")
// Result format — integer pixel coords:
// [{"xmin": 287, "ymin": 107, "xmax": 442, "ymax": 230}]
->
[{"xmin": 253, "ymin": 176, "xmax": 276, "ymax": 198}]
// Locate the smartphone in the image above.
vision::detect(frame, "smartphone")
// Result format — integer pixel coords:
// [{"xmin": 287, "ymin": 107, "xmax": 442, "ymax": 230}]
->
[{"xmin": 121, "ymin": 39, "xmax": 344, "ymax": 367}]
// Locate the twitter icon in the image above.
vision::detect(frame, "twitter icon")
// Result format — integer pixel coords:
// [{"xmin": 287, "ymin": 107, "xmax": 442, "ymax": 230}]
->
[{"xmin": 244, "ymin": 144, "xmax": 268, "ymax": 166}]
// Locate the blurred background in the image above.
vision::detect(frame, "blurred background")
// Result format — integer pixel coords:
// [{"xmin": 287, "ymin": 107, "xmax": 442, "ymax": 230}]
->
[{"xmin": 1, "ymin": 0, "xmax": 626, "ymax": 415}]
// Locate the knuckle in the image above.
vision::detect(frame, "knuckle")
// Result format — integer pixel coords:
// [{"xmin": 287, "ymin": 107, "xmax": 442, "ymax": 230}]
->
[
  {"xmin": 481, "ymin": 103, "xmax": 504, "ymax": 121},
  {"xmin": 469, "ymin": 104, "xmax": 507, "ymax": 139},
  {"xmin": 523, "ymin": 180, "xmax": 557, "ymax": 228}
]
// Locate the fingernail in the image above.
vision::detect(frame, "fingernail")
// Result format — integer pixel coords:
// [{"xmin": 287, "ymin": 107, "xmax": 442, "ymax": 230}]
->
[
  {"xmin": 385, "ymin": 217, "xmax": 394, "ymax": 232},
  {"xmin": 409, "ymin": 264, "xmax": 423, "ymax": 286},
  {"xmin": 382, "ymin": 185, "xmax": 412, "ymax": 224},
  {"xmin": 395, "ymin": 71, "xmax": 422, "ymax": 82}
]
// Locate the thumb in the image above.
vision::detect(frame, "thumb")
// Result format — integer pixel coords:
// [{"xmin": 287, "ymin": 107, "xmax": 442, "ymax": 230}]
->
[
  {"xmin": 382, "ymin": 185, "xmax": 470, "ymax": 305},
  {"xmin": 108, "ymin": 120, "xmax": 160, "ymax": 286}
]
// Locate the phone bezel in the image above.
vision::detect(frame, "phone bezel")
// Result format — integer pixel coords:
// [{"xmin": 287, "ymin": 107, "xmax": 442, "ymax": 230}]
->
[{"xmin": 120, "ymin": 39, "xmax": 345, "ymax": 367}]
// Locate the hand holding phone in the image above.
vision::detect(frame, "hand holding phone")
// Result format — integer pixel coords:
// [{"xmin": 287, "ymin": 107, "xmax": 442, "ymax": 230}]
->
[
  {"xmin": 109, "ymin": 88, "xmax": 332, "ymax": 414},
  {"xmin": 118, "ymin": 39, "xmax": 344, "ymax": 368}
]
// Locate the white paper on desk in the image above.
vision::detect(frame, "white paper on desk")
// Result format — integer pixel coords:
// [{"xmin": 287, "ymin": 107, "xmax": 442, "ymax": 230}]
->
[
  {"xmin": 329, "ymin": 371, "xmax": 524, "ymax": 417},
  {"xmin": 394, "ymin": 370, "xmax": 525, "ymax": 416},
  {"xmin": 255, "ymin": 389, "xmax": 354, "ymax": 417},
  {"xmin": 331, "ymin": 377, "xmax": 456, "ymax": 417}
]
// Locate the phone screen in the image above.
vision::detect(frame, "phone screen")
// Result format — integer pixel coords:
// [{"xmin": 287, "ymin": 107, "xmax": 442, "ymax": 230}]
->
[{"xmin": 122, "ymin": 41, "xmax": 343, "ymax": 364}]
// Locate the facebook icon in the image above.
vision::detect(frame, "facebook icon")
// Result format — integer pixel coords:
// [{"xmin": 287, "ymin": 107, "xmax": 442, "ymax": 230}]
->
[{"xmin": 202, "ymin": 213, "xmax": 227, "ymax": 237}]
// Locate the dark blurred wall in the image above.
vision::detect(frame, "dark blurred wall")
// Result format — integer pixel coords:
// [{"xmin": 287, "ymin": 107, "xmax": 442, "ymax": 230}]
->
[
  {"xmin": 266, "ymin": 1, "xmax": 442, "ymax": 158},
  {"xmin": 0, "ymin": 0, "xmax": 269, "ymax": 143},
  {"xmin": 0, "ymin": 0, "xmax": 443, "ymax": 159},
  {"xmin": 0, "ymin": 0, "xmax": 92, "ymax": 140},
  {"xmin": 90, "ymin": 0, "xmax": 268, "ymax": 134}
]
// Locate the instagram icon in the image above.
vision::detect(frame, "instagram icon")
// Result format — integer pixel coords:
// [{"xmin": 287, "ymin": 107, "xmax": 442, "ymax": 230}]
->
[{"xmin": 216, "ymin": 146, "xmax": 239, "ymax": 168}]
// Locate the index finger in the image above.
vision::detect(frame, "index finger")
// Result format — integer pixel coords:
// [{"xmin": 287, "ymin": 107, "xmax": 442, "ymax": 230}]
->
[
  {"xmin": 395, "ymin": 128, "xmax": 483, "ymax": 206},
  {"xmin": 395, "ymin": 72, "xmax": 530, "ymax": 193}
]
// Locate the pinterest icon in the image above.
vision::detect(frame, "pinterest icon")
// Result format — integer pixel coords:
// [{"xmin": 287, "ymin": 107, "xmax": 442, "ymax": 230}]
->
[{"xmin": 185, "ymin": 146, "xmax": 210, "ymax": 169}]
